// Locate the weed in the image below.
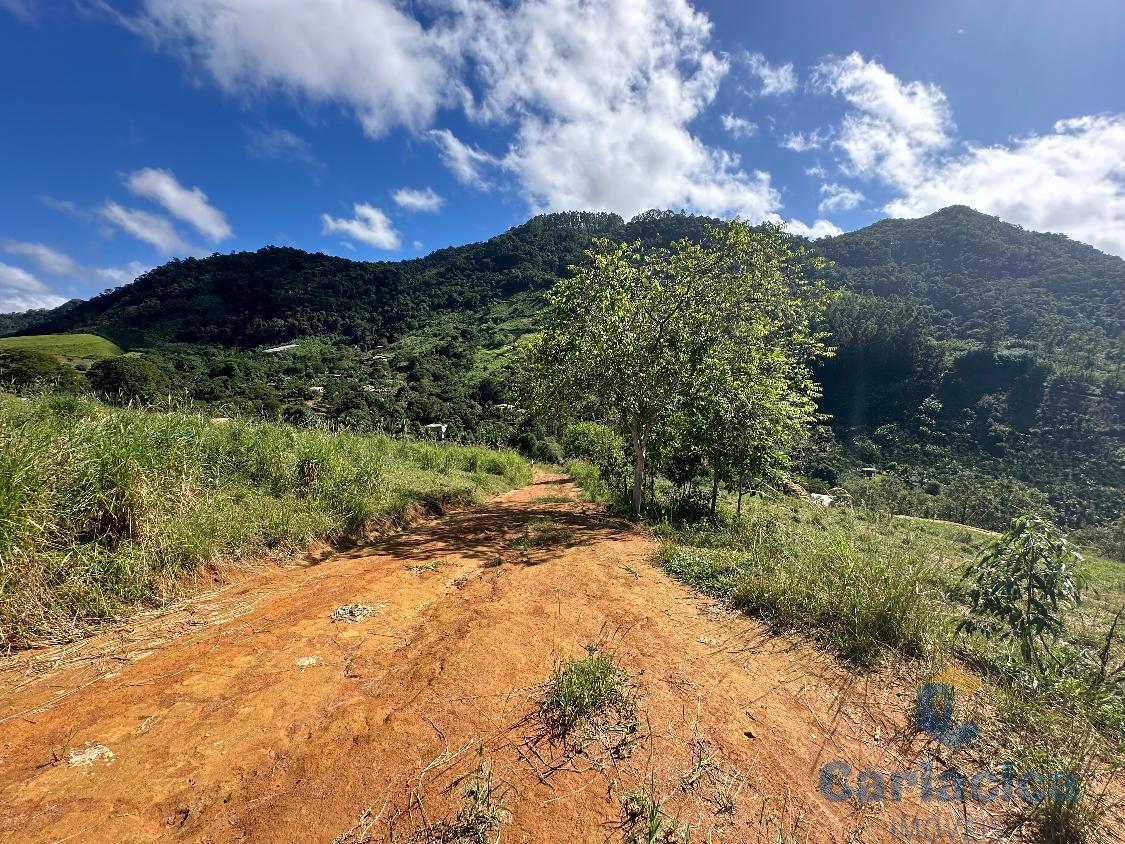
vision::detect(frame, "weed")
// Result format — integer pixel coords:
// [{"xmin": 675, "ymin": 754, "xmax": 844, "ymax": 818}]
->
[
  {"xmin": 621, "ymin": 777, "xmax": 691, "ymax": 844},
  {"xmin": 409, "ymin": 752, "xmax": 510, "ymax": 844},
  {"xmin": 540, "ymin": 644, "xmax": 638, "ymax": 754}
]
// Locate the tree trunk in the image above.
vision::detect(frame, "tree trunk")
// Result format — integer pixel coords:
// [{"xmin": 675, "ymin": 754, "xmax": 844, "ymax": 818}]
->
[
  {"xmin": 709, "ymin": 467, "xmax": 720, "ymax": 519},
  {"xmin": 737, "ymin": 472, "xmax": 745, "ymax": 515},
  {"xmin": 631, "ymin": 426, "xmax": 647, "ymax": 520}
]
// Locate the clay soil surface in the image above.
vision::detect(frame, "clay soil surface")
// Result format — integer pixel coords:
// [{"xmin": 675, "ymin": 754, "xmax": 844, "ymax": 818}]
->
[{"xmin": 1, "ymin": 473, "xmax": 990, "ymax": 843}]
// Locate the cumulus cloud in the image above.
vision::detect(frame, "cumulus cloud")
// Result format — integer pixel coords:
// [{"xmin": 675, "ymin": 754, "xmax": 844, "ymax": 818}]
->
[
  {"xmin": 818, "ymin": 182, "xmax": 865, "ymax": 213},
  {"xmin": 774, "ymin": 216, "xmax": 842, "ymax": 240},
  {"xmin": 429, "ymin": 129, "xmax": 498, "ymax": 189},
  {"xmin": 100, "ymin": 201, "xmax": 190, "ymax": 253},
  {"xmin": 0, "ymin": 261, "xmax": 67, "ymax": 312},
  {"xmin": 136, "ymin": 0, "xmax": 447, "ymax": 137},
  {"xmin": 721, "ymin": 114, "xmax": 757, "ymax": 139},
  {"xmin": 321, "ymin": 203, "xmax": 401, "ymax": 249},
  {"xmin": 124, "ymin": 167, "xmax": 232, "ymax": 241},
  {"xmin": 811, "ymin": 52, "xmax": 953, "ymax": 189},
  {"xmin": 887, "ymin": 115, "xmax": 1125, "ymax": 257},
  {"xmin": 392, "ymin": 187, "xmax": 444, "ymax": 213},
  {"xmin": 744, "ymin": 52, "xmax": 798, "ymax": 96},
  {"xmin": 2, "ymin": 240, "xmax": 84, "ymax": 276},
  {"xmin": 135, "ymin": 0, "xmax": 787, "ymax": 224}
]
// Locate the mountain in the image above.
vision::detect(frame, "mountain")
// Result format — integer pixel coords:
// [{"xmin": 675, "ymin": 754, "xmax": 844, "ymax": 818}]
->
[
  {"xmin": 815, "ymin": 205, "xmax": 1125, "ymax": 361},
  {"xmin": 20, "ymin": 210, "xmax": 719, "ymax": 349},
  {"xmin": 5, "ymin": 207, "xmax": 1123, "ymax": 528}
]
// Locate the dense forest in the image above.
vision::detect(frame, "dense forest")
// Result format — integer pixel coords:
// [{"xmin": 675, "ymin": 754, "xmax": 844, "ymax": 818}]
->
[{"xmin": 3, "ymin": 206, "xmax": 1123, "ymax": 532}]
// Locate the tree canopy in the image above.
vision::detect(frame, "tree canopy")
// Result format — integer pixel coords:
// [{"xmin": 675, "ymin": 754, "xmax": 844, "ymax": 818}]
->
[{"xmin": 519, "ymin": 221, "xmax": 830, "ymax": 517}]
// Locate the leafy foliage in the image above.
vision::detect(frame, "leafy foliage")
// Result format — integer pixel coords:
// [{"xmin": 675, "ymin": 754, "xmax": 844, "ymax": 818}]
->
[
  {"xmin": 958, "ymin": 515, "xmax": 1086, "ymax": 669},
  {"xmin": 520, "ymin": 221, "xmax": 829, "ymax": 516}
]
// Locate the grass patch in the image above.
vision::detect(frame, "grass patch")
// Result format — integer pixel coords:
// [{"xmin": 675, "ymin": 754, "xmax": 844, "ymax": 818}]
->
[
  {"xmin": 0, "ymin": 333, "xmax": 123, "ymax": 368},
  {"xmin": 508, "ymin": 518, "xmax": 577, "ymax": 553},
  {"xmin": 655, "ymin": 500, "xmax": 949, "ymax": 666},
  {"xmin": 540, "ymin": 644, "xmax": 638, "ymax": 754},
  {"xmin": 0, "ymin": 392, "xmax": 531, "ymax": 647}
]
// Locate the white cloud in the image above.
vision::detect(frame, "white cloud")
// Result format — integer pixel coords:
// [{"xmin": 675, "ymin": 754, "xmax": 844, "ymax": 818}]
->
[
  {"xmin": 744, "ymin": 52, "xmax": 797, "ymax": 96},
  {"xmin": 811, "ymin": 52, "xmax": 953, "ymax": 189},
  {"xmin": 0, "ymin": 0, "xmax": 36, "ymax": 23},
  {"xmin": 429, "ymin": 129, "xmax": 498, "ymax": 189},
  {"xmin": 721, "ymin": 114, "xmax": 757, "ymax": 139},
  {"xmin": 781, "ymin": 127, "xmax": 831, "ymax": 152},
  {"xmin": 321, "ymin": 203, "xmax": 401, "ymax": 249},
  {"xmin": 887, "ymin": 115, "xmax": 1125, "ymax": 257},
  {"xmin": 392, "ymin": 187, "xmax": 444, "ymax": 213},
  {"xmin": 774, "ymin": 216, "xmax": 842, "ymax": 240},
  {"xmin": 95, "ymin": 261, "xmax": 152, "ymax": 287},
  {"xmin": 137, "ymin": 0, "xmax": 447, "ymax": 137},
  {"xmin": 805, "ymin": 165, "xmax": 828, "ymax": 178},
  {"xmin": 818, "ymin": 182, "xmax": 865, "ymax": 213},
  {"xmin": 2, "ymin": 240, "xmax": 83, "ymax": 276},
  {"xmin": 135, "ymin": 0, "xmax": 786, "ymax": 224},
  {"xmin": 100, "ymin": 201, "xmax": 190, "ymax": 253},
  {"xmin": 124, "ymin": 167, "xmax": 232, "ymax": 241},
  {"xmin": 0, "ymin": 262, "xmax": 67, "ymax": 312}
]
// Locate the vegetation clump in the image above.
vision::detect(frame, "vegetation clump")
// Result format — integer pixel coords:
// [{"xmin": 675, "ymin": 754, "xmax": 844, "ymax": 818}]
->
[{"xmin": 540, "ymin": 644, "xmax": 637, "ymax": 752}]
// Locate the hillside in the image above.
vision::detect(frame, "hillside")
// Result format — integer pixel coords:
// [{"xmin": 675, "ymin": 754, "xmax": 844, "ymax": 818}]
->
[
  {"xmin": 19, "ymin": 211, "xmax": 719, "ymax": 348},
  {"xmin": 4, "ymin": 207, "xmax": 1124, "ymax": 529},
  {"xmin": 816, "ymin": 205, "xmax": 1125, "ymax": 370}
]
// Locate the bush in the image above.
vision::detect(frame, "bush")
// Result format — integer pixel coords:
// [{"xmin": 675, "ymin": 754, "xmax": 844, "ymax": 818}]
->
[
  {"xmin": 87, "ymin": 355, "xmax": 169, "ymax": 403},
  {"xmin": 0, "ymin": 393, "xmax": 531, "ymax": 646},
  {"xmin": 0, "ymin": 349, "xmax": 66, "ymax": 389},
  {"xmin": 562, "ymin": 422, "xmax": 627, "ymax": 497}
]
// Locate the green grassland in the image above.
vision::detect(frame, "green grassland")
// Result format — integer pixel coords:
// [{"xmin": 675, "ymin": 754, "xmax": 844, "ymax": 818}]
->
[
  {"xmin": 0, "ymin": 333, "xmax": 123, "ymax": 369},
  {"xmin": 0, "ymin": 392, "xmax": 531, "ymax": 647}
]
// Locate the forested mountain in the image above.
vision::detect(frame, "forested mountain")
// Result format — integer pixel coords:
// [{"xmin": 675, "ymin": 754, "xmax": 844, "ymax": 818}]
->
[
  {"xmin": 22, "ymin": 211, "xmax": 718, "ymax": 348},
  {"xmin": 4, "ymin": 206, "xmax": 1123, "ymax": 528},
  {"xmin": 816, "ymin": 205, "xmax": 1125, "ymax": 375}
]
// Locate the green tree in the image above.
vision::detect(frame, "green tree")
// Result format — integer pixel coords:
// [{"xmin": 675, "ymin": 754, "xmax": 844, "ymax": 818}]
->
[
  {"xmin": 519, "ymin": 221, "xmax": 829, "ymax": 518},
  {"xmin": 87, "ymin": 356, "xmax": 170, "ymax": 403},
  {"xmin": 0, "ymin": 349, "xmax": 65, "ymax": 389}
]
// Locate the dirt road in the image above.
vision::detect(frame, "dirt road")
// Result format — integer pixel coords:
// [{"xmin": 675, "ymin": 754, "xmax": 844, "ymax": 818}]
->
[{"xmin": 1, "ymin": 474, "xmax": 947, "ymax": 843}]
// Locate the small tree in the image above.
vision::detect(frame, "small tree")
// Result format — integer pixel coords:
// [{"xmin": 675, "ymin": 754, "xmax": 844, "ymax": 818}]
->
[
  {"xmin": 518, "ymin": 221, "xmax": 829, "ymax": 518},
  {"xmin": 87, "ymin": 356, "xmax": 169, "ymax": 404},
  {"xmin": 958, "ymin": 514, "xmax": 1085, "ymax": 670}
]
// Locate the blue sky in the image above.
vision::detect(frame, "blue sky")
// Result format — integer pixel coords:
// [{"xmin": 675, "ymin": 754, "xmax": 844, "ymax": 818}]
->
[{"xmin": 2, "ymin": 0, "xmax": 1124, "ymax": 312}]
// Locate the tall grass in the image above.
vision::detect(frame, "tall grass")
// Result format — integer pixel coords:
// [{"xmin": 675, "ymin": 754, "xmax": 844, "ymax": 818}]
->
[
  {"xmin": 654, "ymin": 501, "xmax": 950, "ymax": 666},
  {"xmin": 0, "ymin": 393, "xmax": 531, "ymax": 647}
]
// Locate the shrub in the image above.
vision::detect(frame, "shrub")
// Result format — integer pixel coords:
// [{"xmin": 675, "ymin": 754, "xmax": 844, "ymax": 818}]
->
[{"xmin": 87, "ymin": 356, "xmax": 169, "ymax": 403}]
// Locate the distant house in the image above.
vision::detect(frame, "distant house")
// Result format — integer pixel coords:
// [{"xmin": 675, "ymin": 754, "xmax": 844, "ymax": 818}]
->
[
  {"xmin": 861, "ymin": 467, "xmax": 877, "ymax": 479},
  {"xmin": 309, "ymin": 386, "xmax": 325, "ymax": 395},
  {"xmin": 491, "ymin": 403, "xmax": 517, "ymax": 413},
  {"xmin": 423, "ymin": 422, "xmax": 448, "ymax": 440},
  {"xmin": 263, "ymin": 343, "xmax": 299, "ymax": 354}
]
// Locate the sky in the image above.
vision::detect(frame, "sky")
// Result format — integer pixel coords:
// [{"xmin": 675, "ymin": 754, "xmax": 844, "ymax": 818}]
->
[{"xmin": 2, "ymin": 0, "xmax": 1125, "ymax": 313}]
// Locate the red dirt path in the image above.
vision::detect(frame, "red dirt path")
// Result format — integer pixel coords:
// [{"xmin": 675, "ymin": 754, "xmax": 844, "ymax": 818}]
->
[{"xmin": 1, "ymin": 474, "xmax": 981, "ymax": 843}]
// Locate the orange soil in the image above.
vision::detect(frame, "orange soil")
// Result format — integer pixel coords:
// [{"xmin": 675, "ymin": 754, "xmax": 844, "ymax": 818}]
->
[{"xmin": 1, "ymin": 474, "xmax": 1000, "ymax": 843}]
